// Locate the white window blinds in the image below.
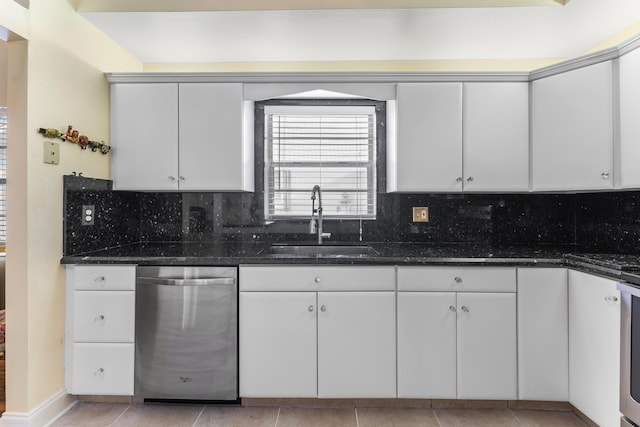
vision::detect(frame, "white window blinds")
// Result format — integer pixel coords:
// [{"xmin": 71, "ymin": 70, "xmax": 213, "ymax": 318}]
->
[
  {"xmin": 0, "ymin": 107, "xmax": 6, "ymax": 243},
  {"xmin": 264, "ymin": 105, "xmax": 376, "ymax": 220}
]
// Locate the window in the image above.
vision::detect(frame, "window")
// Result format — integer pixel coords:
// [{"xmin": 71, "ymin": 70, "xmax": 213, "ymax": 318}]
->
[
  {"xmin": 0, "ymin": 107, "xmax": 6, "ymax": 243},
  {"xmin": 264, "ymin": 104, "xmax": 377, "ymax": 220}
]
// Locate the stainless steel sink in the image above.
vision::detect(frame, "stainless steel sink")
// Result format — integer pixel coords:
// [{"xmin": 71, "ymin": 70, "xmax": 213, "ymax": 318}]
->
[{"xmin": 262, "ymin": 244, "xmax": 379, "ymax": 257}]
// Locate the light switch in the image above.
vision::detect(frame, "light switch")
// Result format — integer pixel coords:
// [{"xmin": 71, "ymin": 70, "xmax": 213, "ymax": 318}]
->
[
  {"xmin": 44, "ymin": 141, "xmax": 60, "ymax": 165},
  {"xmin": 412, "ymin": 207, "xmax": 429, "ymax": 222}
]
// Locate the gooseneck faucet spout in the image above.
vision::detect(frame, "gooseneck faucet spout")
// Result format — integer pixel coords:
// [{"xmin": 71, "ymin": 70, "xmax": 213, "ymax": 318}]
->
[{"xmin": 310, "ymin": 185, "xmax": 325, "ymax": 244}]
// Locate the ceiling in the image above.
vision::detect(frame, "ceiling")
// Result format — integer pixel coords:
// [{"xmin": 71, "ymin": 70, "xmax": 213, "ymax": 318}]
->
[{"xmin": 73, "ymin": 0, "xmax": 640, "ymax": 66}]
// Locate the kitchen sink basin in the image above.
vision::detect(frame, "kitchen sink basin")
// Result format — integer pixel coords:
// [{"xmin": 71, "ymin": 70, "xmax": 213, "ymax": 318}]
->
[{"xmin": 262, "ymin": 244, "xmax": 379, "ymax": 257}]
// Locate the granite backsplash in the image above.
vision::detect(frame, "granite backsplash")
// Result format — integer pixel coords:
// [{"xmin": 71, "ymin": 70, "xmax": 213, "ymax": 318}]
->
[{"xmin": 63, "ymin": 175, "xmax": 640, "ymax": 256}]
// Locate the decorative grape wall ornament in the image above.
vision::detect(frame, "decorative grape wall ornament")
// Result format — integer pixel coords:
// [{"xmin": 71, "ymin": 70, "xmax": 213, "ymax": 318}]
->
[{"xmin": 38, "ymin": 125, "xmax": 111, "ymax": 154}]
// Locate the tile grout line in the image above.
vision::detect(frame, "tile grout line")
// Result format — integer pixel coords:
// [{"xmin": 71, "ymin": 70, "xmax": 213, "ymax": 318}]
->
[
  {"xmin": 191, "ymin": 405, "xmax": 206, "ymax": 427},
  {"xmin": 433, "ymin": 408, "xmax": 444, "ymax": 427},
  {"xmin": 274, "ymin": 406, "xmax": 281, "ymax": 427},
  {"xmin": 108, "ymin": 403, "xmax": 132, "ymax": 426},
  {"xmin": 509, "ymin": 407, "xmax": 523, "ymax": 424}
]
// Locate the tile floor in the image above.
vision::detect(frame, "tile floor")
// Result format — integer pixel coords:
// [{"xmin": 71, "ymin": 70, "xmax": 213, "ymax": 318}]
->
[{"xmin": 49, "ymin": 402, "xmax": 590, "ymax": 427}]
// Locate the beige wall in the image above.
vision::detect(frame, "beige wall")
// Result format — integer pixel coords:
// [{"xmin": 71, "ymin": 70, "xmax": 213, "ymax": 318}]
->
[
  {"xmin": 1, "ymin": 0, "xmax": 140, "ymax": 415},
  {"xmin": 0, "ymin": 43, "xmax": 6, "ymax": 105}
]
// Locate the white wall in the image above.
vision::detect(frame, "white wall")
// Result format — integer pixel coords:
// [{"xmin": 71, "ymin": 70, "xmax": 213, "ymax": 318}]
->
[
  {"xmin": 0, "ymin": 0, "xmax": 141, "ymax": 417},
  {"xmin": 0, "ymin": 42, "xmax": 6, "ymax": 105}
]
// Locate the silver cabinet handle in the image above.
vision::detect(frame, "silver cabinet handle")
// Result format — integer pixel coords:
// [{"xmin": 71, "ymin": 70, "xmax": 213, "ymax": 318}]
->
[
  {"xmin": 94, "ymin": 276, "xmax": 106, "ymax": 287},
  {"xmin": 137, "ymin": 277, "xmax": 236, "ymax": 286},
  {"xmin": 601, "ymin": 172, "xmax": 610, "ymax": 179},
  {"xmin": 314, "ymin": 277, "xmax": 321, "ymax": 283},
  {"xmin": 449, "ymin": 305, "xmax": 456, "ymax": 312},
  {"xmin": 466, "ymin": 176, "xmax": 474, "ymax": 182},
  {"xmin": 94, "ymin": 314, "xmax": 105, "ymax": 324},
  {"xmin": 456, "ymin": 177, "xmax": 463, "ymax": 182},
  {"xmin": 94, "ymin": 368, "xmax": 105, "ymax": 377},
  {"xmin": 168, "ymin": 176, "xmax": 176, "ymax": 181},
  {"xmin": 320, "ymin": 305, "xmax": 327, "ymax": 312},
  {"xmin": 461, "ymin": 306, "xmax": 470, "ymax": 313},
  {"xmin": 308, "ymin": 305, "xmax": 314, "ymax": 312},
  {"xmin": 454, "ymin": 277, "xmax": 462, "ymax": 283},
  {"xmin": 605, "ymin": 295, "xmax": 619, "ymax": 302},
  {"xmin": 178, "ymin": 176, "xmax": 185, "ymax": 181}
]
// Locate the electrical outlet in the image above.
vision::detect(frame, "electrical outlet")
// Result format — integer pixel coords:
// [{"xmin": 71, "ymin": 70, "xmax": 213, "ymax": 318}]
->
[
  {"xmin": 412, "ymin": 207, "xmax": 429, "ymax": 222},
  {"xmin": 82, "ymin": 205, "xmax": 95, "ymax": 226}
]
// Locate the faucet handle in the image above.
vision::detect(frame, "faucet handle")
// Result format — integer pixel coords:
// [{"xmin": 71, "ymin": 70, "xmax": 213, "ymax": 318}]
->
[
  {"xmin": 321, "ymin": 232, "xmax": 332, "ymax": 239},
  {"xmin": 309, "ymin": 219, "xmax": 317, "ymax": 234}
]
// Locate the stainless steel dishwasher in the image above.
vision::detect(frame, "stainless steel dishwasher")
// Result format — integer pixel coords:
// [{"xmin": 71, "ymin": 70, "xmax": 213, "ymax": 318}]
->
[{"xmin": 135, "ymin": 266, "xmax": 238, "ymax": 403}]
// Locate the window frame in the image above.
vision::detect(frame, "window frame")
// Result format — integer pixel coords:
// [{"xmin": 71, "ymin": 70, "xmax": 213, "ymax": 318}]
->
[{"xmin": 255, "ymin": 98, "xmax": 387, "ymax": 224}]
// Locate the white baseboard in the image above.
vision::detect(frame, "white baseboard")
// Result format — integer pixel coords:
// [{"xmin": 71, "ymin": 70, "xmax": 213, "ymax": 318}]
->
[{"xmin": 0, "ymin": 389, "xmax": 77, "ymax": 427}]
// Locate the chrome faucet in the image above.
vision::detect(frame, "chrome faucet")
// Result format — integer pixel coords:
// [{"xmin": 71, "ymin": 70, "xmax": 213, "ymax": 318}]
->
[{"xmin": 310, "ymin": 185, "xmax": 330, "ymax": 244}]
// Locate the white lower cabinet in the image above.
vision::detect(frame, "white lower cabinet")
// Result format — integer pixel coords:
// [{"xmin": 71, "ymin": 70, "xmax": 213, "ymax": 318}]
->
[
  {"xmin": 71, "ymin": 343, "xmax": 135, "ymax": 395},
  {"xmin": 397, "ymin": 292, "xmax": 457, "ymax": 398},
  {"xmin": 568, "ymin": 270, "xmax": 621, "ymax": 427},
  {"xmin": 239, "ymin": 265, "xmax": 396, "ymax": 399},
  {"xmin": 397, "ymin": 267, "xmax": 517, "ymax": 400},
  {"xmin": 456, "ymin": 292, "xmax": 517, "ymax": 399},
  {"xmin": 239, "ymin": 292, "xmax": 318, "ymax": 398},
  {"xmin": 517, "ymin": 268, "xmax": 568, "ymax": 401},
  {"xmin": 65, "ymin": 265, "xmax": 137, "ymax": 395},
  {"xmin": 317, "ymin": 292, "xmax": 396, "ymax": 398}
]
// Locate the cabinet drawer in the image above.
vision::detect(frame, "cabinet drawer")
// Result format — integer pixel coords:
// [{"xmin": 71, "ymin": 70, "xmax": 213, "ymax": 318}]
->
[
  {"xmin": 397, "ymin": 266, "xmax": 516, "ymax": 292},
  {"xmin": 73, "ymin": 265, "xmax": 136, "ymax": 291},
  {"xmin": 73, "ymin": 291, "xmax": 135, "ymax": 342},
  {"xmin": 240, "ymin": 265, "xmax": 395, "ymax": 291},
  {"xmin": 71, "ymin": 343, "xmax": 134, "ymax": 395}
]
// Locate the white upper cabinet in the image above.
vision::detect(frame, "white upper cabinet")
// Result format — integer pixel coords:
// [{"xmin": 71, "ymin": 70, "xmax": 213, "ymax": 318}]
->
[
  {"xmin": 619, "ymin": 47, "xmax": 640, "ymax": 188},
  {"xmin": 463, "ymin": 82, "xmax": 529, "ymax": 192},
  {"xmin": 390, "ymin": 83, "xmax": 463, "ymax": 192},
  {"xmin": 531, "ymin": 61, "xmax": 614, "ymax": 191},
  {"xmin": 111, "ymin": 83, "xmax": 179, "ymax": 191},
  {"xmin": 390, "ymin": 82, "xmax": 529, "ymax": 192},
  {"xmin": 179, "ymin": 83, "xmax": 253, "ymax": 191},
  {"xmin": 111, "ymin": 82, "xmax": 254, "ymax": 191}
]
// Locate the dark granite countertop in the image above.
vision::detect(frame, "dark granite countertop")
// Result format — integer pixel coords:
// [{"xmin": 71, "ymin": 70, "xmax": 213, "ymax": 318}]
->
[
  {"xmin": 60, "ymin": 241, "xmax": 640, "ymax": 283},
  {"xmin": 60, "ymin": 241, "xmax": 567, "ymax": 265}
]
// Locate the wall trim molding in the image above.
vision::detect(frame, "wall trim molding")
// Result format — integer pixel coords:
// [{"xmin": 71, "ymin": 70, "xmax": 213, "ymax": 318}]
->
[
  {"xmin": 105, "ymin": 71, "xmax": 531, "ymax": 84},
  {"xmin": 106, "ymin": 34, "xmax": 640, "ymax": 85},
  {"xmin": 0, "ymin": 389, "xmax": 76, "ymax": 427},
  {"xmin": 528, "ymin": 46, "xmax": 620, "ymax": 81}
]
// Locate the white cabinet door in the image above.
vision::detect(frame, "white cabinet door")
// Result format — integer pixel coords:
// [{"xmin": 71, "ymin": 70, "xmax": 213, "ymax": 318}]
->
[
  {"xmin": 532, "ymin": 61, "xmax": 614, "ymax": 191},
  {"xmin": 391, "ymin": 83, "xmax": 463, "ymax": 192},
  {"xmin": 569, "ymin": 270, "xmax": 621, "ymax": 427},
  {"xmin": 239, "ymin": 292, "xmax": 317, "ymax": 398},
  {"xmin": 179, "ymin": 83, "xmax": 253, "ymax": 191},
  {"xmin": 317, "ymin": 292, "xmax": 396, "ymax": 398},
  {"xmin": 73, "ymin": 265, "xmax": 136, "ymax": 291},
  {"xmin": 397, "ymin": 292, "xmax": 457, "ymax": 399},
  {"xmin": 73, "ymin": 291, "xmax": 135, "ymax": 343},
  {"xmin": 517, "ymin": 268, "xmax": 568, "ymax": 401},
  {"xmin": 71, "ymin": 343, "xmax": 135, "ymax": 395},
  {"xmin": 463, "ymin": 82, "xmax": 529, "ymax": 192},
  {"xmin": 111, "ymin": 83, "xmax": 179, "ymax": 190},
  {"xmin": 619, "ymin": 47, "xmax": 640, "ymax": 188},
  {"xmin": 457, "ymin": 292, "xmax": 517, "ymax": 400}
]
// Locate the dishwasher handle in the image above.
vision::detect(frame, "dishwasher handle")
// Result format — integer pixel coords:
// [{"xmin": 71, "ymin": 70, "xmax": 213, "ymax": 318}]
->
[{"xmin": 137, "ymin": 276, "xmax": 236, "ymax": 286}]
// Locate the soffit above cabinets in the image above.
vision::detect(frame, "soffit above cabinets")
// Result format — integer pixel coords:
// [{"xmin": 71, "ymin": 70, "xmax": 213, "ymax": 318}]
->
[
  {"xmin": 72, "ymin": 0, "xmax": 569, "ymax": 12},
  {"xmin": 74, "ymin": 0, "xmax": 640, "ymax": 69}
]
